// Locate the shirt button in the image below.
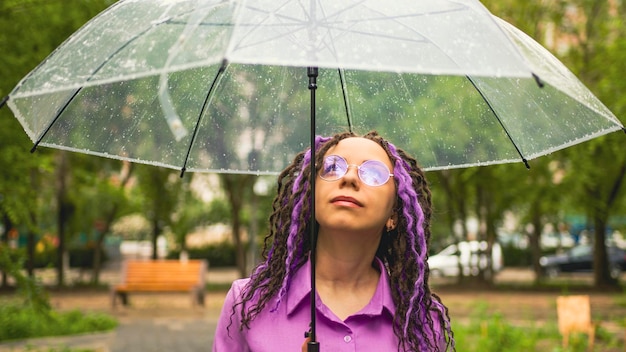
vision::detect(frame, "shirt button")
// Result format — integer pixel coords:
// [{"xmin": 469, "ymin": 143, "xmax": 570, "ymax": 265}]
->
[{"xmin": 343, "ymin": 335, "xmax": 352, "ymax": 343}]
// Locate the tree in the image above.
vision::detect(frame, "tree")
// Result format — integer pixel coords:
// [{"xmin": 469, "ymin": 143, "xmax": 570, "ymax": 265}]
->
[
  {"xmin": 168, "ymin": 174, "xmax": 210, "ymax": 254},
  {"xmin": 69, "ymin": 158, "xmax": 135, "ymax": 284},
  {"xmin": 220, "ymin": 174, "xmax": 257, "ymax": 278},
  {"xmin": 0, "ymin": 0, "xmax": 118, "ymax": 286},
  {"xmin": 134, "ymin": 165, "xmax": 183, "ymax": 260},
  {"xmin": 555, "ymin": 0, "xmax": 626, "ymax": 287},
  {"xmin": 482, "ymin": 0, "xmax": 626, "ymax": 287}
]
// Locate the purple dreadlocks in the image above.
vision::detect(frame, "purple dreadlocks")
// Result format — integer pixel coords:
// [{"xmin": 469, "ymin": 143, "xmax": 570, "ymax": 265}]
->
[{"xmin": 231, "ymin": 131, "xmax": 454, "ymax": 351}]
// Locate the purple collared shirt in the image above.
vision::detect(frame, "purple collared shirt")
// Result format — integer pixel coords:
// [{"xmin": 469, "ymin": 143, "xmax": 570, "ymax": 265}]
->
[{"xmin": 212, "ymin": 258, "xmax": 400, "ymax": 351}]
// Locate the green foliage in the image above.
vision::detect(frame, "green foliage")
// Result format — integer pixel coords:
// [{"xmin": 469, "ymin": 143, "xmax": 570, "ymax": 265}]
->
[
  {"xmin": 451, "ymin": 301, "xmax": 626, "ymax": 351},
  {"xmin": 0, "ymin": 245, "xmax": 116, "ymax": 344},
  {"xmin": 0, "ymin": 302, "xmax": 117, "ymax": 342},
  {"xmin": 205, "ymin": 198, "xmax": 232, "ymax": 225},
  {"xmin": 0, "ymin": 242, "xmax": 116, "ymax": 342},
  {"xmin": 67, "ymin": 246, "xmax": 108, "ymax": 269},
  {"xmin": 501, "ymin": 244, "xmax": 557, "ymax": 267},
  {"xmin": 457, "ymin": 313, "xmax": 548, "ymax": 351},
  {"xmin": 0, "ymin": 0, "xmax": 624, "ymax": 293},
  {"xmin": 0, "ymin": 244, "xmax": 50, "ymax": 312},
  {"xmin": 20, "ymin": 348, "xmax": 92, "ymax": 352},
  {"xmin": 166, "ymin": 241, "xmax": 238, "ymax": 267},
  {"xmin": 0, "ymin": 0, "xmax": 117, "ymax": 232},
  {"xmin": 14, "ymin": 242, "xmax": 108, "ymax": 270},
  {"xmin": 500, "ymin": 244, "xmax": 533, "ymax": 267},
  {"xmin": 453, "ymin": 304, "xmax": 560, "ymax": 352}
]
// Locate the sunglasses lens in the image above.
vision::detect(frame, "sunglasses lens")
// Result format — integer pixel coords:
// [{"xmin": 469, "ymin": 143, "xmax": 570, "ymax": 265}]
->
[
  {"xmin": 359, "ymin": 160, "xmax": 391, "ymax": 186},
  {"xmin": 320, "ymin": 155, "xmax": 391, "ymax": 186},
  {"xmin": 321, "ymin": 155, "xmax": 347, "ymax": 181}
]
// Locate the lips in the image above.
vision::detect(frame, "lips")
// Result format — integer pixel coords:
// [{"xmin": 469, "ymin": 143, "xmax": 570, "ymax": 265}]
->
[{"xmin": 330, "ymin": 195, "xmax": 363, "ymax": 207}]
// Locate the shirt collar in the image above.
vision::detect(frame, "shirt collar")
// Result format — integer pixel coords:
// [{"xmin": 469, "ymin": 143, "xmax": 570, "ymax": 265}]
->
[{"xmin": 286, "ymin": 257, "xmax": 396, "ymax": 316}]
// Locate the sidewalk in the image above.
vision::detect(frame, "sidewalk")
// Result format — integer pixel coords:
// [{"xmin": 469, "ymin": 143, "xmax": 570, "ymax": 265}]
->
[{"xmin": 0, "ymin": 265, "xmax": 239, "ymax": 352}]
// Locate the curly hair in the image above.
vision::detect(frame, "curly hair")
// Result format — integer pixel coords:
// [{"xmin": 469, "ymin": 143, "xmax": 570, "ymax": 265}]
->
[{"xmin": 231, "ymin": 130, "xmax": 454, "ymax": 351}]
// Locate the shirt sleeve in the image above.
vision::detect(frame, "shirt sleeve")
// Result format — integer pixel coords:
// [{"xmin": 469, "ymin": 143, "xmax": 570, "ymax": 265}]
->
[
  {"xmin": 431, "ymin": 306, "xmax": 452, "ymax": 352},
  {"xmin": 212, "ymin": 279, "xmax": 250, "ymax": 352}
]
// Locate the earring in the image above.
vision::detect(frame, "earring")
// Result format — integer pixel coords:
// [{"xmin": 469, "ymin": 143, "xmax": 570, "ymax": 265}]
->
[{"xmin": 386, "ymin": 219, "xmax": 396, "ymax": 232}]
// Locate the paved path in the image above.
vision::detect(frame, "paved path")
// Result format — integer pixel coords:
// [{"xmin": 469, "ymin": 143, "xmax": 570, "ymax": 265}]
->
[{"xmin": 0, "ymin": 317, "xmax": 218, "ymax": 352}]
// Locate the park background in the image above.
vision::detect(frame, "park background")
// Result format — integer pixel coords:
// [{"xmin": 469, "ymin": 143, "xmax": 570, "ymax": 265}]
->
[{"xmin": 1, "ymin": 0, "xmax": 626, "ymax": 351}]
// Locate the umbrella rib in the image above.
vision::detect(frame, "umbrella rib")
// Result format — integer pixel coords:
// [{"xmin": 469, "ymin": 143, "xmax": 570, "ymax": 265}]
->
[
  {"xmin": 30, "ymin": 88, "xmax": 83, "ymax": 153},
  {"xmin": 179, "ymin": 59, "xmax": 228, "ymax": 178},
  {"xmin": 465, "ymin": 75, "xmax": 531, "ymax": 169},
  {"xmin": 337, "ymin": 68, "xmax": 353, "ymax": 133}
]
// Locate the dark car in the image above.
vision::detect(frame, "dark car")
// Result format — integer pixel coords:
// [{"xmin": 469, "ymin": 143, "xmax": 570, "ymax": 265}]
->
[{"xmin": 539, "ymin": 244, "xmax": 626, "ymax": 279}]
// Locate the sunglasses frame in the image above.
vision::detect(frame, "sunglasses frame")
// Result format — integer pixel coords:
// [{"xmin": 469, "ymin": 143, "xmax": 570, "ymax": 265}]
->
[{"xmin": 319, "ymin": 154, "xmax": 394, "ymax": 186}]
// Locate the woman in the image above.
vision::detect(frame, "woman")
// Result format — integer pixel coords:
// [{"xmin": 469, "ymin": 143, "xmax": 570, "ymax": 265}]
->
[{"xmin": 213, "ymin": 131, "xmax": 454, "ymax": 351}]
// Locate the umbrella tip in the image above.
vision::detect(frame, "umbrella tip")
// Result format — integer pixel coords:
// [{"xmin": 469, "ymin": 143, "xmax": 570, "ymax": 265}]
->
[
  {"xmin": 532, "ymin": 73, "xmax": 544, "ymax": 88},
  {"xmin": 179, "ymin": 168, "xmax": 186, "ymax": 178},
  {"xmin": 523, "ymin": 158, "xmax": 530, "ymax": 169},
  {"xmin": 0, "ymin": 95, "xmax": 8, "ymax": 109}
]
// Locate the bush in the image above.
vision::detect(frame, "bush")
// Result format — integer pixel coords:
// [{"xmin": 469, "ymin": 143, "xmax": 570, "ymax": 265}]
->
[
  {"xmin": 0, "ymin": 302, "xmax": 117, "ymax": 342},
  {"xmin": 0, "ymin": 245, "xmax": 117, "ymax": 342},
  {"xmin": 0, "ymin": 245, "xmax": 50, "ymax": 311},
  {"xmin": 167, "ymin": 241, "xmax": 238, "ymax": 267},
  {"xmin": 501, "ymin": 244, "xmax": 532, "ymax": 267},
  {"xmin": 27, "ymin": 245, "xmax": 108, "ymax": 269},
  {"xmin": 501, "ymin": 244, "xmax": 567, "ymax": 267},
  {"xmin": 68, "ymin": 246, "xmax": 108, "ymax": 269}
]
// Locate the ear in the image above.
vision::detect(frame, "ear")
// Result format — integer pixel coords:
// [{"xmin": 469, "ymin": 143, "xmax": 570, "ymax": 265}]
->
[{"xmin": 386, "ymin": 214, "xmax": 397, "ymax": 231}]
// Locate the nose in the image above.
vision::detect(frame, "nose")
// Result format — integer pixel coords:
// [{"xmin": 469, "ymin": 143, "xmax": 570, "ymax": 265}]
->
[{"xmin": 341, "ymin": 164, "xmax": 360, "ymax": 187}]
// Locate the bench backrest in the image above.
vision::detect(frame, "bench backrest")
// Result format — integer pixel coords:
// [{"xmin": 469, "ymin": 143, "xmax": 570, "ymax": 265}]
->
[
  {"xmin": 557, "ymin": 295, "xmax": 592, "ymax": 334},
  {"xmin": 120, "ymin": 260, "xmax": 207, "ymax": 289}
]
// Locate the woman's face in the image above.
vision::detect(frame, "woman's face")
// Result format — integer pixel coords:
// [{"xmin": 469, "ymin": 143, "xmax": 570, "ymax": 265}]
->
[{"xmin": 315, "ymin": 137, "xmax": 396, "ymax": 237}]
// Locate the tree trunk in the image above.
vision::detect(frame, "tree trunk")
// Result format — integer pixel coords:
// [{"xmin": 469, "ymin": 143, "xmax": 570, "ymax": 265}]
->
[
  {"xmin": 473, "ymin": 176, "xmax": 487, "ymax": 284},
  {"xmin": 151, "ymin": 218, "xmax": 160, "ymax": 260},
  {"xmin": 484, "ymin": 199, "xmax": 497, "ymax": 285},
  {"xmin": 592, "ymin": 212, "xmax": 615, "ymax": 287},
  {"xmin": 589, "ymin": 158, "xmax": 624, "ymax": 288},
  {"xmin": 91, "ymin": 163, "xmax": 133, "ymax": 284},
  {"xmin": 56, "ymin": 152, "xmax": 70, "ymax": 287},
  {"xmin": 26, "ymin": 167, "xmax": 40, "ymax": 277},
  {"xmin": 530, "ymin": 203, "xmax": 543, "ymax": 283},
  {"xmin": 26, "ymin": 232, "xmax": 35, "ymax": 277},
  {"xmin": 91, "ymin": 214, "xmax": 114, "ymax": 285},
  {"xmin": 221, "ymin": 174, "xmax": 254, "ymax": 278},
  {"xmin": 1, "ymin": 214, "xmax": 10, "ymax": 288}
]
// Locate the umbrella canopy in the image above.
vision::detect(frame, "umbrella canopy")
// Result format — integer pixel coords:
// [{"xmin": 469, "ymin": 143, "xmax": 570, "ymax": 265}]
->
[{"xmin": 5, "ymin": 0, "xmax": 623, "ymax": 175}]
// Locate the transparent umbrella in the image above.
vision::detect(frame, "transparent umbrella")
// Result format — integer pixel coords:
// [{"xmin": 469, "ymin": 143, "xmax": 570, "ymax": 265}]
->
[
  {"xmin": 4, "ymin": 0, "xmax": 623, "ymax": 176},
  {"xmin": 2, "ymin": 0, "xmax": 624, "ymax": 349}
]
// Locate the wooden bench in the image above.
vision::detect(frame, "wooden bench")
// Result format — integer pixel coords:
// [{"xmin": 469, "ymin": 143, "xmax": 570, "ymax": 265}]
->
[{"xmin": 111, "ymin": 259, "xmax": 208, "ymax": 308}]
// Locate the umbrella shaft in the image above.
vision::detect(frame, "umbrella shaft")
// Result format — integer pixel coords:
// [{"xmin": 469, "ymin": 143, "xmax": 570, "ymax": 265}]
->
[{"xmin": 307, "ymin": 66, "xmax": 319, "ymax": 348}]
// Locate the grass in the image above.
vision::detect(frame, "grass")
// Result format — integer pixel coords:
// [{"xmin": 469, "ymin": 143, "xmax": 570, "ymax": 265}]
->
[
  {"xmin": 451, "ymin": 302, "xmax": 624, "ymax": 352},
  {"xmin": 19, "ymin": 347, "xmax": 94, "ymax": 352},
  {"xmin": 206, "ymin": 282, "xmax": 233, "ymax": 292}
]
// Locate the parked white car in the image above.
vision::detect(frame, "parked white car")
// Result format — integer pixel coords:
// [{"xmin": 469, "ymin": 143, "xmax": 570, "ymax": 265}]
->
[{"xmin": 428, "ymin": 241, "xmax": 503, "ymax": 278}]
